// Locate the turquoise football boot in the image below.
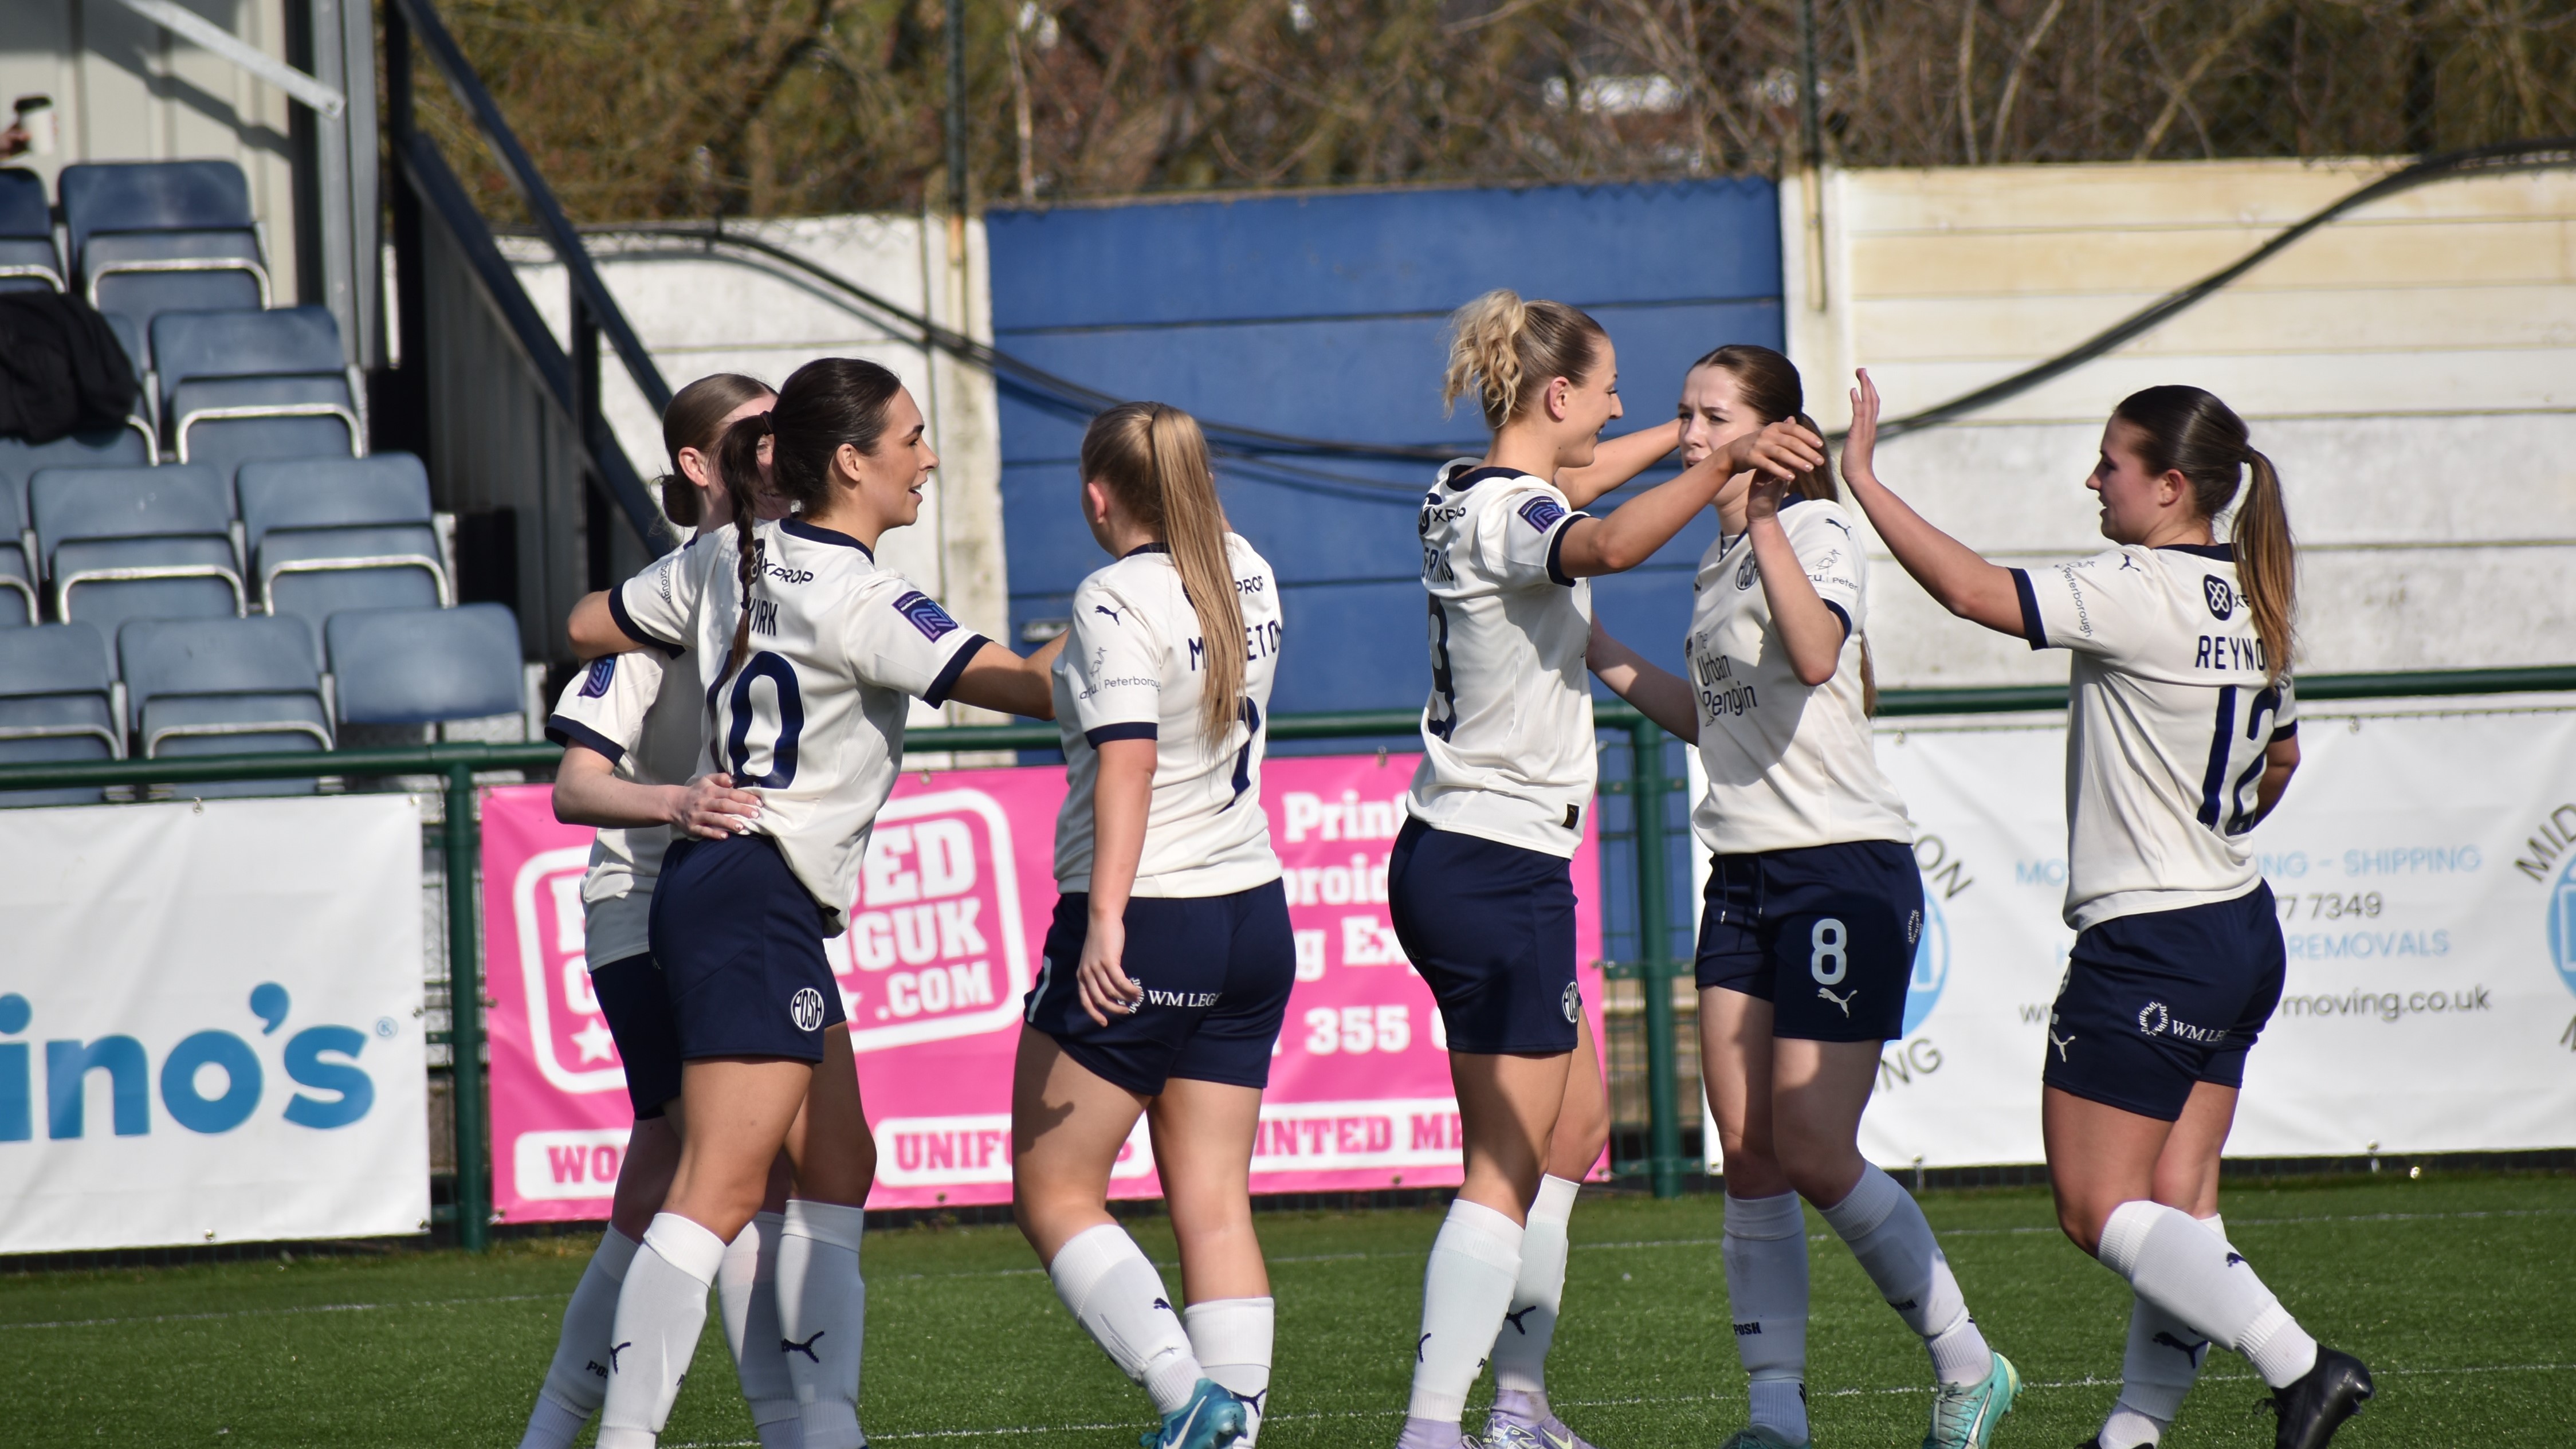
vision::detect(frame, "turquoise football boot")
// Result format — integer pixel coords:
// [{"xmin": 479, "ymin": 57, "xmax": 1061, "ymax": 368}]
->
[
  {"xmin": 1922, "ymin": 1352, "xmax": 2019, "ymax": 1449},
  {"xmin": 1138, "ymin": 1379, "xmax": 1248, "ymax": 1449}
]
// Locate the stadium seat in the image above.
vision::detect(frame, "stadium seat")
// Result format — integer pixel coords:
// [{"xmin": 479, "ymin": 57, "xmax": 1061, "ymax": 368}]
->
[
  {"xmin": 57, "ymin": 162, "xmax": 269, "ymax": 356},
  {"xmin": 0, "ymin": 424, "xmax": 158, "ymax": 521},
  {"xmin": 31, "ymin": 464, "xmax": 243, "ymax": 634},
  {"xmin": 119, "ymin": 615, "xmax": 330, "ymax": 796},
  {"xmin": 0, "ymin": 622, "xmax": 121, "ymax": 807},
  {"xmin": 152, "ymin": 307, "xmax": 361, "ymax": 484},
  {"xmin": 0, "ymin": 476, "xmax": 35, "ymax": 626},
  {"xmin": 329, "ymin": 603, "xmax": 524, "ymax": 737},
  {"xmin": 236, "ymin": 454, "xmax": 449, "ymax": 644},
  {"xmin": 0, "ymin": 168, "xmax": 62, "ymax": 293}
]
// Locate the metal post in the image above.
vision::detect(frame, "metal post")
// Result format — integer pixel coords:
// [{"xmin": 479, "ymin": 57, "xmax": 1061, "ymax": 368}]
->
[
  {"xmin": 944, "ymin": 0, "xmax": 969, "ymax": 220},
  {"xmin": 1629, "ymin": 717, "xmax": 1684, "ymax": 1199},
  {"xmin": 443, "ymin": 761, "xmax": 490, "ymax": 1250}
]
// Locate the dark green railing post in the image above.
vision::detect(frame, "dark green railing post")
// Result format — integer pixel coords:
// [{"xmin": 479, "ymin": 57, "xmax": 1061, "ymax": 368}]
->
[
  {"xmin": 1627, "ymin": 716, "xmax": 1686, "ymax": 1199},
  {"xmin": 445, "ymin": 761, "xmax": 490, "ymax": 1250}
]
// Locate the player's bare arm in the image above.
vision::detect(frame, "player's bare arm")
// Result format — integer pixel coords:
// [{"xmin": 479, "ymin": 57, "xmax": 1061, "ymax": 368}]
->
[
  {"xmin": 1555, "ymin": 419, "xmax": 1821, "ymax": 578},
  {"xmin": 2252, "ymin": 733, "xmax": 2300, "ymax": 823},
  {"xmin": 943, "ymin": 631, "xmax": 1067, "ymax": 720},
  {"xmin": 567, "ymin": 589, "xmax": 641, "ymax": 658},
  {"xmin": 1743, "ymin": 473, "xmax": 1847, "ymax": 686},
  {"xmin": 1837, "ymin": 369, "xmax": 2024, "ymax": 635},
  {"xmin": 552, "ymin": 745, "xmax": 761, "ymax": 840},
  {"xmin": 1586, "ymin": 617, "xmax": 1697, "ymax": 742},
  {"xmin": 1554, "ymin": 418, "xmax": 1682, "ymax": 510}
]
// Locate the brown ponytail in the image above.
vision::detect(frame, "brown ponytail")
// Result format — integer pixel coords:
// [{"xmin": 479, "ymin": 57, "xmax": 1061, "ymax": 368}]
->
[
  {"xmin": 656, "ymin": 372, "xmax": 772, "ymax": 528},
  {"xmin": 1691, "ymin": 344, "xmax": 1878, "ymax": 712},
  {"xmin": 1440, "ymin": 289, "xmax": 1609, "ymax": 433},
  {"xmin": 2112, "ymin": 386, "xmax": 2296, "ymax": 682},
  {"xmin": 1081, "ymin": 402, "xmax": 1246, "ymax": 746},
  {"xmin": 711, "ymin": 410, "xmax": 773, "ymax": 686}
]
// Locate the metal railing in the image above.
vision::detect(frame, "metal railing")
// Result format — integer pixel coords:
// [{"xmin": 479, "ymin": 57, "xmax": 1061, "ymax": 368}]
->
[{"xmin": 3, "ymin": 663, "xmax": 2568, "ymax": 1241}]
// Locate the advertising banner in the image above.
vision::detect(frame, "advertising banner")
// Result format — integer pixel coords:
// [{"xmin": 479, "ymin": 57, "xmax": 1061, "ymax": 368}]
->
[
  {"xmin": 1702, "ymin": 703, "xmax": 2576, "ymax": 1171},
  {"xmin": 0, "ymin": 796, "xmax": 430, "ymax": 1254},
  {"xmin": 484, "ymin": 753, "xmax": 1607, "ymax": 1220}
]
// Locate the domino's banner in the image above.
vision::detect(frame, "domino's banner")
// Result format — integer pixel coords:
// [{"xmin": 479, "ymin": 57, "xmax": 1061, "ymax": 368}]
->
[
  {"xmin": 0, "ymin": 796, "xmax": 430, "ymax": 1254},
  {"xmin": 484, "ymin": 753, "xmax": 1607, "ymax": 1220},
  {"xmin": 1699, "ymin": 703, "xmax": 2576, "ymax": 1171}
]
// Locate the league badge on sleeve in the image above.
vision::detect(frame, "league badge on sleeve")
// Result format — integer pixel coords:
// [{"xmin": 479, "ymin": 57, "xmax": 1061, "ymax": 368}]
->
[
  {"xmin": 577, "ymin": 657, "xmax": 616, "ymax": 697},
  {"xmin": 893, "ymin": 590, "xmax": 961, "ymax": 642},
  {"xmin": 1517, "ymin": 495, "xmax": 1568, "ymax": 533}
]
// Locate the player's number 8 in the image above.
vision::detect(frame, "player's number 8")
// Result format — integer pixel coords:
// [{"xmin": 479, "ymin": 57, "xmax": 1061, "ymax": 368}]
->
[{"xmin": 1809, "ymin": 918, "xmax": 1849, "ymax": 985}]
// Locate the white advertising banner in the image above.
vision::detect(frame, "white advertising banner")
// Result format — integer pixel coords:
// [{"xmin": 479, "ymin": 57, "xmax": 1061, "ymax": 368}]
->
[
  {"xmin": 1699, "ymin": 701, "xmax": 2576, "ymax": 1169},
  {"xmin": 0, "ymin": 796, "xmax": 430, "ymax": 1254}
]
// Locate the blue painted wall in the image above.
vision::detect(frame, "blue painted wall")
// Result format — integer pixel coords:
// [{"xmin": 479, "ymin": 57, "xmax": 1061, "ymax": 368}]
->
[{"xmin": 985, "ymin": 179, "xmax": 1785, "ymax": 718}]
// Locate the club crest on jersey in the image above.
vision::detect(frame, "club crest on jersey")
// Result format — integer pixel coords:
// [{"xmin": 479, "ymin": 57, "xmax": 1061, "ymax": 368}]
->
[
  {"xmin": 1517, "ymin": 495, "xmax": 1568, "ymax": 534},
  {"xmin": 578, "ymin": 656, "xmax": 616, "ymax": 697},
  {"xmin": 1736, "ymin": 554, "xmax": 1758, "ymax": 590},
  {"xmin": 788, "ymin": 987, "xmax": 826, "ymax": 1032},
  {"xmin": 893, "ymin": 590, "xmax": 960, "ymax": 641},
  {"xmin": 1560, "ymin": 981, "xmax": 1580, "ymax": 1023},
  {"xmin": 2203, "ymin": 575, "xmax": 2237, "ymax": 619}
]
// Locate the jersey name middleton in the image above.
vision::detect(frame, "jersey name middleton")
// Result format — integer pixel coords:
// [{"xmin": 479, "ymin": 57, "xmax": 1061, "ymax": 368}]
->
[
  {"xmin": 1407, "ymin": 460, "xmax": 1596, "ymax": 859},
  {"xmin": 2011, "ymin": 542, "xmax": 2298, "ymax": 930},
  {"xmin": 1686, "ymin": 495, "xmax": 1910, "ymax": 855},
  {"xmin": 1051, "ymin": 534, "xmax": 1285, "ymax": 898},
  {"xmin": 544, "ymin": 603, "xmax": 706, "ymax": 969},
  {"xmin": 612, "ymin": 518, "xmax": 989, "ymax": 934}
]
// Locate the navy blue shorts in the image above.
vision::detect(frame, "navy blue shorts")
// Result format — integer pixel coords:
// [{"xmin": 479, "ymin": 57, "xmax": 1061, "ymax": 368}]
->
[
  {"xmin": 649, "ymin": 833, "xmax": 846, "ymax": 1064},
  {"xmin": 1023, "ymin": 881, "xmax": 1296, "ymax": 1095},
  {"xmin": 591, "ymin": 952, "xmax": 684, "ymax": 1118},
  {"xmin": 1386, "ymin": 818, "xmax": 1581, "ymax": 1055},
  {"xmin": 1695, "ymin": 841, "xmax": 1924, "ymax": 1043},
  {"xmin": 2042, "ymin": 882, "xmax": 2285, "ymax": 1121}
]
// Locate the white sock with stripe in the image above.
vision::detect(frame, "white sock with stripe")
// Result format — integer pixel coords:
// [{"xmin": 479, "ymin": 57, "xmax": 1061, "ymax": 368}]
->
[
  {"xmin": 1399, "ymin": 1197, "xmax": 1525, "ymax": 1448},
  {"xmin": 1049, "ymin": 1222, "xmax": 1203, "ymax": 1415},
  {"xmin": 1184, "ymin": 1296, "xmax": 1273, "ymax": 1444},
  {"xmin": 777, "ymin": 1199, "xmax": 869, "ymax": 1449},
  {"xmin": 1817, "ymin": 1165, "xmax": 1992, "ymax": 1387},
  {"xmin": 2098, "ymin": 1200, "xmax": 2317, "ymax": 1389},
  {"xmin": 1723, "ymin": 1191, "xmax": 1810, "ymax": 1444},
  {"xmin": 598, "ymin": 1212, "xmax": 728, "ymax": 1449},
  {"xmin": 720, "ymin": 1211, "xmax": 804, "ymax": 1449},
  {"xmin": 518, "ymin": 1227, "xmax": 639, "ymax": 1449}
]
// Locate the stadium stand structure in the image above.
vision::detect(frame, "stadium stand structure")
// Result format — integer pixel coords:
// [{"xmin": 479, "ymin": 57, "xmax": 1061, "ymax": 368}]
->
[{"xmin": 0, "ymin": 158, "xmax": 535, "ymax": 793}]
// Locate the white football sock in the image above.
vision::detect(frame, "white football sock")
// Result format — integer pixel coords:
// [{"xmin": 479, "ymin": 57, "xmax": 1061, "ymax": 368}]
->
[
  {"xmin": 598, "ymin": 1213, "xmax": 728, "ymax": 1449},
  {"xmin": 1723, "ymin": 1191, "xmax": 1810, "ymax": 1444},
  {"xmin": 1185, "ymin": 1296, "xmax": 1273, "ymax": 1446},
  {"xmin": 2098, "ymin": 1201, "xmax": 2317, "ymax": 1389},
  {"xmin": 777, "ymin": 1199, "xmax": 869, "ymax": 1449},
  {"xmin": 1049, "ymin": 1222, "xmax": 1203, "ymax": 1415},
  {"xmin": 1406, "ymin": 1197, "xmax": 1524, "ymax": 1425},
  {"xmin": 2099, "ymin": 1213, "xmax": 2229, "ymax": 1449},
  {"xmin": 1817, "ymin": 1165, "xmax": 1992, "ymax": 1386},
  {"xmin": 719, "ymin": 1211, "xmax": 803, "ymax": 1449},
  {"xmin": 519, "ymin": 1228, "xmax": 639, "ymax": 1449},
  {"xmin": 1491, "ymin": 1174, "xmax": 1577, "ymax": 1397}
]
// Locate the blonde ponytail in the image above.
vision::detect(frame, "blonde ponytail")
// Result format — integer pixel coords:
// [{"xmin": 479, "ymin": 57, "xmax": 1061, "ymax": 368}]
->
[
  {"xmin": 1440, "ymin": 288, "xmax": 1608, "ymax": 433},
  {"xmin": 1082, "ymin": 402, "xmax": 1247, "ymax": 747}
]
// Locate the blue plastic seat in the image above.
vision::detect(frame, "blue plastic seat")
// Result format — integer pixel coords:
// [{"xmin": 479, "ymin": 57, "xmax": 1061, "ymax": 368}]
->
[
  {"xmin": 0, "ymin": 480, "xmax": 35, "ymax": 626},
  {"xmin": 152, "ymin": 307, "xmax": 359, "ymax": 482},
  {"xmin": 0, "ymin": 168, "xmax": 61, "ymax": 294},
  {"xmin": 30, "ymin": 464, "xmax": 243, "ymax": 634},
  {"xmin": 329, "ymin": 603, "xmax": 523, "ymax": 729},
  {"xmin": 119, "ymin": 615, "xmax": 329, "ymax": 796},
  {"xmin": 0, "ymin": 622, "xmax": 121, "ymax": 806},
  {"xmin": 237, "ymin": 454, "xmax": 447, "ymax": 643},
  {"xmin": 0, "ymin": 425, "xmax": 155, "ymax": 525},
  {"xmin": 58, "ymin": 162, "xmax": 270, "ymax": 352}
]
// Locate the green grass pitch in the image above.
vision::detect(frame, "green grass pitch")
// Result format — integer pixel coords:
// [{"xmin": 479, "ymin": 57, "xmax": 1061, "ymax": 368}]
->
[{"xmin": 3, "ymin": 1172, "xmax": 2569, "ymax": 1447}]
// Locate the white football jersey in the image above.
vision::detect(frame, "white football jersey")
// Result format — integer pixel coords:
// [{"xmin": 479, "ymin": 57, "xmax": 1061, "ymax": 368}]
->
[
  {"xmin": 2012, "ymin": 543, "xmax": 2298, "ymax": 930},
  {"xmin": 1686, "ymin": 495, "xmax": 1911, "ymax": 855},
  {"xmin": 614, "ymin": 517, "xmax": 991, "ymax": 935},
  {"xmin": 1406, "ymin": 461, "xmax": 1596, "ymax": 858},
  {"xmin": 544, "ymin": 627, "xmax": 706, "ymax": 970},
  {"xmin": 1052, "ymin": 535, "xmax": 1285, "ymax": 897}
]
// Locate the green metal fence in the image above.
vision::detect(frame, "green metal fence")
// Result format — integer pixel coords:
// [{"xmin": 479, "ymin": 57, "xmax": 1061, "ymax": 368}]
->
[{"xmin": 2, "ymin": 663, "xmax": 2567, "ymax": 1246}]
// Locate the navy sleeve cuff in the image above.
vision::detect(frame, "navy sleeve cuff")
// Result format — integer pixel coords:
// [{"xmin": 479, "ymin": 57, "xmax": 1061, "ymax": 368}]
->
[
  {"xmin": 920, "ymin": 634, "xmax": 990, "ymax": 709},
  {"xmin": 1821, "ymin": 601, "xmax": 1853, "ymax": 642},
  {"xmin": 546, "ymin": 714, "xmax": 627, "ymax": 765},
  {"xmin": 1543, "ymin": 512, "xmax": 1591, "ymax": 587},
  {"xmin": 607, "ymin": 586, "xmax": 684, "ymax": 658},
  {"xmin": 2009, "ymin": 568, "xmax": 2047, "ymax": 650},
  {"xmin": 2271, "ymin": 722, "xmax": 2298, "ymax": 743},
  {"xmin": 1084, "ymin": 721, "xmax": 1159, "ymax": 747}
]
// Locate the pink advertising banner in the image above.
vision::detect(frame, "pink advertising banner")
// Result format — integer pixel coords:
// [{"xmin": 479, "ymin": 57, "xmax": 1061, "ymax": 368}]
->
[{"xmin": 483, "ymin": 755, "xmax": 1605, "ymax": 1222}]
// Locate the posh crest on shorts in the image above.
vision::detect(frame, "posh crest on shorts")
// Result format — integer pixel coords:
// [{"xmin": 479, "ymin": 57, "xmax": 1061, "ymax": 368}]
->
[
  {"xmin": 1408, "ymin": 461, "xmax": 1595, "ymax": 857},
  {"xmin": 612, "ymin": 517, "xmax": 991, "ymax": 935}
]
